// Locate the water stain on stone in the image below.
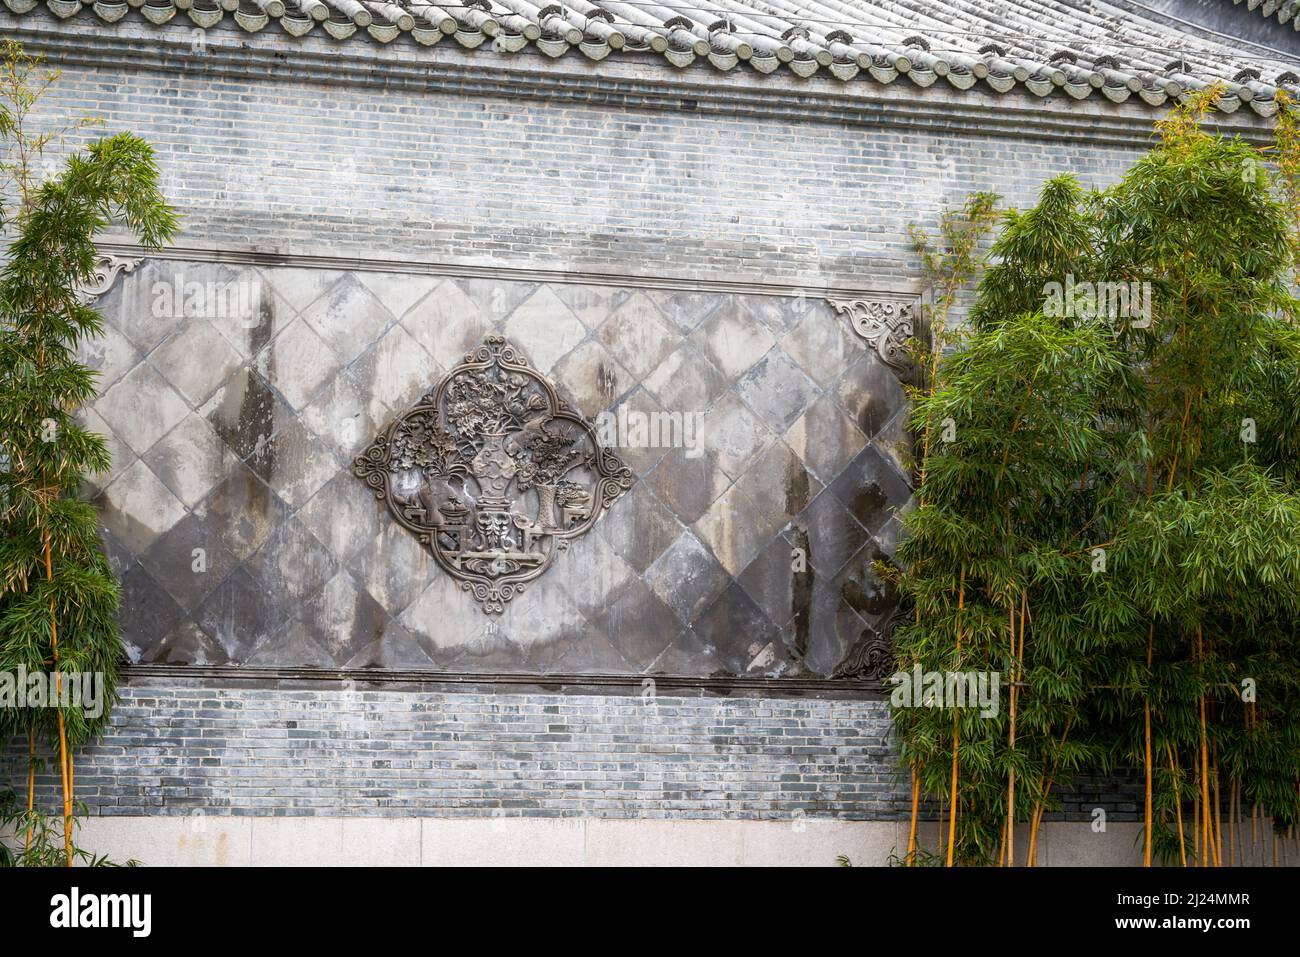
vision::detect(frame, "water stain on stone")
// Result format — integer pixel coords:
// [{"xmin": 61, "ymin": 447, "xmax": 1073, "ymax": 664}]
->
[
  {"xmin": 783, "ymin": 456, "xmax": 812, "ymax": 517},
  {"xmin": 846, "ymin": 480, "xmax": 889, "ymax": 533},
  {"xmin": 788, "ymin": 527, "xmax": 813, "ymax": 660}
]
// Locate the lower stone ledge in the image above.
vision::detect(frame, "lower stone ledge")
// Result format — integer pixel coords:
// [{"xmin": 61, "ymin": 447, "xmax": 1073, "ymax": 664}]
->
[{"xmin": 24, "ymin": 817, "xmax": 1163, "ymax": 866}]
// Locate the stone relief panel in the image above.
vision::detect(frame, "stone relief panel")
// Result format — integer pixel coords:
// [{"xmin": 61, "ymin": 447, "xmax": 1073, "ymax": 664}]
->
[
  {"xmin": 83, "ymin": 261, "xmax": 916, "ymax": 681},
  {"xmin": 353, "ymin": 336, "xmax": 633, "ymax": 614}
]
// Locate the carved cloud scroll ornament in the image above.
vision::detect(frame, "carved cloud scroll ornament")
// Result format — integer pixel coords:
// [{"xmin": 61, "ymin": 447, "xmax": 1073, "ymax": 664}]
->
[
  {"xmin": 77, "ymin": 254, "xmax": 142, "ymax": 305},
  {"xmin": 353, "ymin": 336, "xmax": 634, "ymax": 614},
  {"xmin": 830, "ymin": 298, "xmax": 918, "ymax": 372}
]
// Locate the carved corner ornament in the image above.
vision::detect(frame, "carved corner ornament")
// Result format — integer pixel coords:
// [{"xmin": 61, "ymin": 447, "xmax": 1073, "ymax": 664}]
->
[
  {"xmin": 77, "ymin": 254, "xmax": 142, "ymax": 305},
  {"xmin": 830, "ymin": 297, "xmax": 919, "ymax": 373},
  {"xmin": 831, "ymin": 605, "xmax": 909, "ymax": 685},
  {"xmin": 353, "ymin": 336, "xmax": 634, "ymax": 614}
]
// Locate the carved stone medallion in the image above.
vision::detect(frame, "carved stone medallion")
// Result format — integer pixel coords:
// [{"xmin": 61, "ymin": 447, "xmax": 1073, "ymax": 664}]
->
[{"xmin": 353, "ymin": 336, "xmax": 633, "ymax": 614}]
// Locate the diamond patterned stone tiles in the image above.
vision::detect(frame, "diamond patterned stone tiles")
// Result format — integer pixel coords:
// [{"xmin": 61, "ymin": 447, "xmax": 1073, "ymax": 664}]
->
[
  {"xmin": 300, "ymin": 273, "xmax": 398, "ymax": 363},
  {"xmin": 149, "ymin": 319, "xmax": 242, "ymax": 408},
  {"xmin": 87, "ymin": 263, "xmax": 913, "ymax": 680},
  {"xmin": 95, "ymin": 363, "xmax": 189, "ymax": 456}
]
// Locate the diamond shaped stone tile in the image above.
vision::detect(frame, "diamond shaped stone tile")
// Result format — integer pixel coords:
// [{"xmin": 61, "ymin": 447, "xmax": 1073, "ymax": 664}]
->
[
  {"xmin": 78, "ymin": 319, "xmax": 141, "ymax": 393},
  {"xmin": 343, "ymin": 617, "xmax": 439, "ymax": 671},
  {"xmin": 643, "ymin": 343, "xmax": 728, "ymax": 414},
  {"xmin": 605, "ymin": 387, "xmax": 673, "ymax": 474},
  {"xmin": 689, "ymin": 297, "xmax": 776, "ymax": 379},
  {"xmin": 77, "ymin": 406, "xmax": 134, "ymax": 494},
  {"xmin": 647, "ymin": 289, "xmax": 724, "ymax": 335},
  {"xmin": 260, "ymin": 266, "xmax": 345, "ymax": 316},
  {"xmin": 354, "ymin": 270, "xmax": 441, "ymax": 320},
  {"xmin": 354, "ymin": 519, "xmax": 437, "ymax": 617},
  {"xmin": 701, "ymin": 392, "xmax": 775, "ymax": 481},
  {"xmin": 597, "ymin": 482, "xmax": 683, "ymax": 574},
  {"xmin": 691, "ymin": 581, "xmax": 785, "ymax": 675},
  {"xmin": 295, "ymin": 570, "xmax": 390, "ymax": 666},
  {"xmin": 300, "ymin": 273, "xmax": 397, "ymax": 363},
  {"xmin": 795, "ymin": 580, "xmax": 876, "ymax": 676},
  {"xmin": 114, "ymin": 259, "xmax": 193, "ymax": 354},
  {"xmin": 647, "ymin": 627, "xmax": 721, "ymax": 676},
  {"xmin": 299, "ymin": 472, "xmax": 384, "ymax": 565},
  {"xmin": 149, "ymin": 320, "xmax": 243, "ymax": 409},
  {"xmin": 501, "ymin": 285, "xmax": 587, "ymax": 373},
  {"xmin": 196, "ymin": 463, "xmax": 290, "ymax": 561},
  {"xmin": 645, "ymin": 530, "xmax": 729, "ymax": 625},
  {"xmin": 142, "ymin": 413, "xmax": 238, "ymax": 510},
  {"xmin": 200, "ymin": 366, "xmax": 296, "ymax": 461},
  {"xmin": 536, "ymin": 629, "xmax": 632, "ymax": 676},
  {"xmin": 784, "ymin": 393, "xmax": 868, "ymax": 483},
  {"xmin": 645, "ymin": 445, "xmax": 731, "ymax": 525},
  {"xmin": 139, "ymin": 511, "xmax": 238, "ymax": 612},
  {"xmin": 95, "ymin": 362, "xmax": 190, "ymax": 456},
  {"xmin": 735, "ymin": 293, "xmax": 804, "ymax": 338},
  {"xmin": 245, "ymin": 516, "xmax": 339, "ymax": 604},
  {"xmin": 835, "ymin": 539, "xmax": 899, "ymax": 631},
  {"xmin": 96, "ymin": 459, "xmax": 187, "ymax": 555},
  {"xmin": 785, "ymin": 489, "xmax": 872, "ymax": 579},
  {"xmin": 244, "ymin": 418, "xmax": 339, "ymax": 511},
  {"xmin": 736, "ymin": 532, "xmax": 808, "ymax": 630},
  {"xmin": 401, "ymin": 280, "xmax": 491, "ymax": 370},
  {"xmin": 254, "ymin": 317, "xmax": 343, "ymax": 411},
  {"xmin": 349, "ymin": 322, "xmax": 439, "ymax": 418},
  {"xmin": 828, "ymin": 444, "xmax": 913, "ymax": 537},
  {"xmin": 117, "ymin": 562, "xmax": 185, "ymax": 662},
  {"xmin": 551, "ymin": 283, "xmax": 631, "ymax": 330},
  {"xmin": 454, "ymin": 277, "xmax": 538, "ymax": 323},
  {"xmin": 205, "ymin": 277, "xmax": 296, "ymax": 361},
  {"xmin": 779, "ymin": 301, "xmax": 859, "ymax": 388},
  {"xmin": 735, "ymin": 347, "xmax": 821, "ymax": 434},
  {"xmin": 397, "ymin": 573, "xmax": 482, "ymax": 659},
  {"xmin": 871, "ymin": 405, "xmax": 915, "ymax": 480},
  {"xmin": 588, "ymin": 578, "xmax": 679, "ymax": 670},
  {"xmin": 729, "ymin": 438, "xmax": 823, "ymax": 542},
  {"xmin": 596, "ymin": 291, "xmax": 680, "ymax": 380},
  {"xmin": 692, "ymin": 481, "xmax": 772, "ymax": 577},
  {"xmin": 300, "ymin": 369, "xmax": 390, "ymax": 465},
  {"xmin": 549, "ymin": 338, "xmax": 634, "ymax": 418},
  {"xmin": 144, "ymin": 620, "xmax": 230, "ymax": 666},
  {"xmin": 834, "ymin": 351, "xmax": 907, "ymax": 440},
  {"xmin": 246, "ymin": 618, "xmax": 336, "ymax": 668},
  {"xmin": 551, "ymin": 528, "xmax": 637, "ymax": 618},
  {"xmin": 194, "ymin": 566, "xmax": 297, "ymax": 661}
]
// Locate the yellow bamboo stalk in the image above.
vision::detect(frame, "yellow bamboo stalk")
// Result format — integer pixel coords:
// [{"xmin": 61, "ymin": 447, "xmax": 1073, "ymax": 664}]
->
[
  {"xmin": 1169, "ymin": 744, "xmax": 1187, "ymax": 867},
  {"xmin": 946, "ymin": 565, "xmax": 966, "ymax": 867},
  {"xmin": 906, "ymin": 766, "xmax": 920, "ymax": 866},
  {"xmin": 1144, "ymin": 623, "xmax": 1154, "ymax": 867}
]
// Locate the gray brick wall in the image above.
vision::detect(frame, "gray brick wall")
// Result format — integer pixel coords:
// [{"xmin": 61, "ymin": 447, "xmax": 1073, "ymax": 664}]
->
[
  {"xmin": 21, "ymin": 60, "xmax": 1148, "ymax": 287},
  {"xmin": 8, "ymin": 683, "xmax": 905, "ymax": 819}
]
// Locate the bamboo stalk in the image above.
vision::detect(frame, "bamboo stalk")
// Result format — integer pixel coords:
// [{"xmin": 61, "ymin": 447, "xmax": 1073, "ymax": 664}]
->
[
  {"xmin": 1143, "ymin": 622, "xmax": 1154, "ymax": 867},
  {"xmin": 44, "ymin": 532, "xmax": 73, "ymax": 867},
  {"xmin": 946, "ymin": 565, "xmax": 966, "ymax": 867},
  {"xmin": 24, "ymin": 730, "xmax": 34, "ymax": 853},
  {"xmin": 906, "ymin": 765, "xmax": 920, "ymax": 866},
  {"xmin": 1169, "ymin": 744, "xmax": 1187, "ymax": 867}
]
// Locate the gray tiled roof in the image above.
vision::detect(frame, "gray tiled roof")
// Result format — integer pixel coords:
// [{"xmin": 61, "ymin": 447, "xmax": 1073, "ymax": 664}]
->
[
  {"xmin": 6, "ymin": 0, "xmax": 1298, "ymax": 115},
  {"xmin": 1232, "ymin": 0, "xmax": 1300, "ymax": 30}
]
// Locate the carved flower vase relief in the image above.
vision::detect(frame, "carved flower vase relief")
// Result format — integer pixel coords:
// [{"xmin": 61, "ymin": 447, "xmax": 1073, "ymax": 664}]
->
[{"xmin": 354, "ymin": 336, "xmax": 633, "ymax": 614}]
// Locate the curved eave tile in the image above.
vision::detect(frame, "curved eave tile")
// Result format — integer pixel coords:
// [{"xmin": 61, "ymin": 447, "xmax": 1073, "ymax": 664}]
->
[{"xmin": 1, "ymin": 0, "xmax": 1288, "ymax": 118}]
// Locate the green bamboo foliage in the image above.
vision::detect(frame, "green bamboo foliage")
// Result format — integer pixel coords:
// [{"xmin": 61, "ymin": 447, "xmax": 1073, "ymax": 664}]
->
[
  {"xmin": 895, "ymin": 88, "xmax": 1300, "ymax": 866},
  {"xmin": 0, "ymin": 40, "xmax": 177, "ymax": 865}
]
